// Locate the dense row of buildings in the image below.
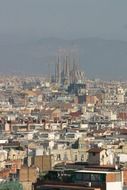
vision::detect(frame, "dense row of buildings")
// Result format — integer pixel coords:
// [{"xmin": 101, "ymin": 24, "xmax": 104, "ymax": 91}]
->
[{"xmin": 0, "ymin": 72, "xmax": 127, "ymax": 189}]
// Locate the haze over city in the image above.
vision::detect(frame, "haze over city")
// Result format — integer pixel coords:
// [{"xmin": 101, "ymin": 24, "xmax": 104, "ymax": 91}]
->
[
  {"xmin": 2, "ymin": 1, "xmax": 127, "ymax": 190},
  {"xmin": 0, "ymin": 0, "xmax": 127, "ymax": 79}
]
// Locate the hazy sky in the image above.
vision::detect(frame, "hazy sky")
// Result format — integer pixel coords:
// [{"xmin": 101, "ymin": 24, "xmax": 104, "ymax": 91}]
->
[
  {"xmin": 0, "ymin": 0, "xmax": 127, "ymax": 40},
  {"xmin": 1, "ymin": 0, "xmax": 127, "ymax": 79}
]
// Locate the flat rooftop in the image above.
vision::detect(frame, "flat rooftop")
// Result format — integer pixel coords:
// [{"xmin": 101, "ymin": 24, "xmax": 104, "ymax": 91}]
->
[{"xmin": 76, "ymin": 169, "xmax": 120, "ymax": 174}]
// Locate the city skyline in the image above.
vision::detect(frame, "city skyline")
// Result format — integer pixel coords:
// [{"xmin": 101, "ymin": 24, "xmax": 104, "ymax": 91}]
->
[{"xmin": 0, "ymin": 0, "xmax": 127, "ymax": 80}]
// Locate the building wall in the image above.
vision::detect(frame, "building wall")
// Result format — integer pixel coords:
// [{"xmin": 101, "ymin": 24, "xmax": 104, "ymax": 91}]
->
[
  {"xmin": 117, "ymin": 94, "xmax": 124, "ymax": 104},
  {"xmin": 19, "ymin": 166, "xmax": 37, "ymax": 183},
  {"xmin": 122, "ymin": 170, "xmax": 127, "ymax": 186},
  {"xmin": 51, "ymin": 109, "xmax": 61, "ymax": 120},
  {"xmin": 21, "ymin": 182, "xmax": 33, "ymax": 190},
  {"xmin": 87, "ymin": 150, "xmax": 110, "ymax": 166},
  {"xmin": 100, "ymin": 150, "xmax": 109, "ymax": 165},
  {"xmin": 52, "ymin": 148, "xmax": 88, "ymax": 166},
  {"xmin": 106, "ymin": 173, "xmax": 121, "ymax": 182},
  {"xmin": 106, "ymin": 182, "xmax": 122, "ymax": 190},
  {"xmin": 88, "ymin": 152, "xmax": 100, "ymax": 165},
  {"xmin": 86, "ymin": 95, "xmax": 98, "ymax": 105},
  {"xmin": 34, "ymin": 155, "xmax": 52, "ymax": 172}
]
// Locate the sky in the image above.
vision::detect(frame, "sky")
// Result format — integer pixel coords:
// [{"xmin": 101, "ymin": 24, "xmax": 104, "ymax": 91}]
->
[
  {"xmin": 0, "ymin": 0, "xmax": 127, "ymax": 40},
  {"xmin": 0, "ymin": 0, "xmax": 127, "ymax": 79}
]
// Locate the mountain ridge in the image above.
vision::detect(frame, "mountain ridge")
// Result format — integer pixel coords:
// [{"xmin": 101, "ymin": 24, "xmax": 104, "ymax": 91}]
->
[{"xmin": 0, "ymin": 36, "xmax": 127, "ymax": 80}]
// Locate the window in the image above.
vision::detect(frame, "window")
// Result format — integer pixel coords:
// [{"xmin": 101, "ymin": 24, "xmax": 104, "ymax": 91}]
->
[
  {"xmin": 75, "ymin": 173, "xmax": 91, "ymax": 182},
  {"xmin": 91, "ymin": 174, "xmax": 100, "ymax": 182},
  {"xmin": 75, "ymin": 173, "xmax": 82, "ymax": 181},
  {"xmin": 82, "ymin": 173, "xmax": 90, "ymax": 181},
  {"xmin": 63, "ymin": 154, "xmax": 68, "ymax": 161},
  {"xmin": 92, "ymin": 152, "xmax": 96, "ymax": 156},
  {"xmin": 90, "ymin": 174, "xmax": 105, "ymax": 182},
  {"xmin": 75, "ymin": 155, "xmax": 77, "ymax": 161},
  {"xmin": 57, "ymin": 154, "xmax": 61, "ymax": 160},
  {"xmin": 81, "ymin": 154, "xmax": 84, "ymax": 161},
  {"xmin": 41, "ymin": 134, "xmax": 48, "ymax": 138},
  {"xmin": 101, "ymin": 154, "xmax": 104, "ymax": 161}
]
